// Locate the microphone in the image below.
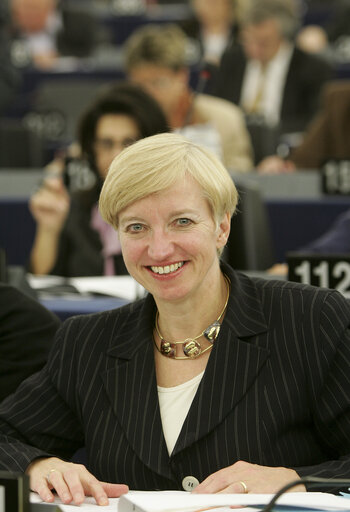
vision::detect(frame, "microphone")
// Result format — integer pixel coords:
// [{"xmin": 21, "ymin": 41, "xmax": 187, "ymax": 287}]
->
[
  {"xmin": 182, "ymin": 64, "xmax": 213, "ymax": 128},
  {"xmin": 195, "ymin": 67, "xmax": 212, "ymax": 96},
  {"xmin": 262, "ymin": 477, "xmax": 350, "ymax": 512}
]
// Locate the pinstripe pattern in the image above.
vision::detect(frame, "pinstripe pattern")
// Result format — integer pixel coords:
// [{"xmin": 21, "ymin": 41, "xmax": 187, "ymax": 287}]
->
[{"xmin": 0, "ymin": 262, "xmax": 350, "ymax": 492}]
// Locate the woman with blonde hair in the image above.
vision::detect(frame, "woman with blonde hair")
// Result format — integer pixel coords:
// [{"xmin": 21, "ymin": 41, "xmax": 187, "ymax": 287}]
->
[{"xmin": 0, "ymin": 134, "xmax": 350, "ymax": 505}]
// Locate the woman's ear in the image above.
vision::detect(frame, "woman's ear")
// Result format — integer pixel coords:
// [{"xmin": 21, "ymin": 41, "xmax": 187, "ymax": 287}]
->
[{"xmin": 216, "ymin": 212, "xmax": 231, "ymax": 249}]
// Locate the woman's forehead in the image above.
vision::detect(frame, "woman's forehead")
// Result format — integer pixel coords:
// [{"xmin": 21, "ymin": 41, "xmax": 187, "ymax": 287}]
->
[{"xmin": 119, "ymin": 178, "xmax": 209, "ymax": 217}]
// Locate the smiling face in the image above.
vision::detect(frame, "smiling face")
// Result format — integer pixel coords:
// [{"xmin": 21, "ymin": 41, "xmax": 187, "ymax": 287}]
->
[{"xmin": 118, "ymin": 175, "xmax": 230, "ymax": 305}]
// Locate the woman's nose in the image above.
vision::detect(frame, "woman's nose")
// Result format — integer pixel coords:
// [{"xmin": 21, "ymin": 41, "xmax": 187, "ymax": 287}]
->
[{"xmin": 148, "ymin": 230, "xmax": 174, "ymax": 260}]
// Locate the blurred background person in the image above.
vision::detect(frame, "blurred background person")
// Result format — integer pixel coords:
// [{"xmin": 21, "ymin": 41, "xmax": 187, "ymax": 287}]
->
[
  {"xmin": 180, "ymin": 0, "xmax": 243, "ymax": 65},
  {"xmin": 211, "ymin": 0, "xmax": 333, "ymax": 137},
  {"xmin": 260, "ymin": 80, "xmax": 350, "ymax": 274},
  {"xmin": 124, "ymin": 23, "xmax": 254, "ymax": 172},
  {"xmin": 29, "ymin": 82, "xmax": 169, "ymax": 277},
  {"xmin": 297, "ymin": 0, "xmax": 350, "ymax": 58},
  {"xmin": 6, "ymin": 0, "xmax": 99, "ymax": 69},
  {"xmin": 0, "ymin": 1, "xmax": 21, "ymax": 112},
  {"xmin": 0, "ymin": 282, "xmax": 60, "ymax": 402},
  {"xmin": 258, "ymin": 80, "xmax": 350, "ymax": 172}
]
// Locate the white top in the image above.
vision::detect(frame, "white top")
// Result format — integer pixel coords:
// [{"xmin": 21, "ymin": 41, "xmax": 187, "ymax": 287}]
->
[
  {"xmin": 201, "ymin": 32, "xmax": 230, "ymax": 63},
  {"xmin": 176, "ymin": 122, "xmax": 223, "ymax": 162},
  {"xmin": 158, "ymin": 371, "xmax": 204, "ymax": 455},
  {"xmin": 24, "ymin": 12, "xmax": 62, "ymax": 57},
  {"xmin": 240, "ymin": 42, "xmax": 294, "ymax": 126}
]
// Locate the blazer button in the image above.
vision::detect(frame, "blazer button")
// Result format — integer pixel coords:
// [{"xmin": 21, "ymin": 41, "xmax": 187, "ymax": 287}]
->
[{"xmin": 182, "ymin": 475, "xmax": 199, "ymax": 491}]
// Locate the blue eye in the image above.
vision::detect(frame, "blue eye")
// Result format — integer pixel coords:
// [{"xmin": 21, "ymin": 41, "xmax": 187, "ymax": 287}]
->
[
  {"xmin": 177, "ymin": 218, "xmax": 191, "ymax": 226},
  {"xmin": 128, "ymin": 223, "xmax": 143, "ymax": 232}
]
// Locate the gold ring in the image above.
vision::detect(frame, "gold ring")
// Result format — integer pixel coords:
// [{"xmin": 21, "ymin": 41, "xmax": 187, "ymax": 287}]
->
[
  {"xmin": 239, "ymin": 480, "xmax": 248, "ymax": 493},
  {"xmin": 46, "ymin": 469, "xmax": 58, "ymax": 485}
]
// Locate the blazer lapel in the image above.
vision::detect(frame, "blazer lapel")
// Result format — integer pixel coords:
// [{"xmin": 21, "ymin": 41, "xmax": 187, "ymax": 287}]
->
[
  {"xmin": 100, "ymin": 266, "xmax": 270, "ymax": 471},
  {"xmin": 173, "ymin": 267, "xmax": 270, "ymax": 455},
  {"xmin": 100, "ymin": 296, "xmax": 172, "ymax": 479}
]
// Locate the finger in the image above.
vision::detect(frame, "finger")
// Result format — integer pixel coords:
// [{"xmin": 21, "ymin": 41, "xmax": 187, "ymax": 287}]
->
[
  {"xmin": 193, "ymin": 472, "xmax": 242, "ymax": 494},
  {"xmin": 62, "ymin": 469, "xmax": 86, "ymax": 505},
  {"xmin": 193, "ymin": 475, "xmax": 226, "ymax": 494},
  {"xmin": 34, "ymin": 478, "xmax": 56, "ymax": 504},
  {"xmin": 217, "ymin": 481, "xmax": 249, "ymax": 494},
  {"xmin": 102, "ymin": 482, "xmax": 129, "ymax": 497},
  {"xmin": 47, "ymin": 470, "xmax": 73, "ymax": 504},
  {"xmin": 83, "ymin": 477, "xmax": 110, "ymax": 506}
]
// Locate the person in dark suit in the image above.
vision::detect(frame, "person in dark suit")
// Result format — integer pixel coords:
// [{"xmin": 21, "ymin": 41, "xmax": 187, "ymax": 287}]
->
[
  {"xmin": 1, "ymin": 133, "xmax": 350, "ymax": 506},
  {"xmin": 212, "ymin": 0, "xmax": 333, "ymax": 135},
  {"xmin": 0, "ymin": 1, "xmax": 21, "ymax": 113},
  {"xmin": 28, "ymin": 82, "xmax": 169, "ymax": 277},
  {"xmin": 258, "ymin": 80, "xmax": 350, "ymax": 172},
  {"xmin": 7, "ymin": 0, "xmax": 99, "ymax": 69},
  {"xmin": 0, "ymin": 283, "xmax": 60, "ymax": 402}
]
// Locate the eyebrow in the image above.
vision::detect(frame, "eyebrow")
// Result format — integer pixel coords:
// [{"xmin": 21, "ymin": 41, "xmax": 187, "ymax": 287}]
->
[{"xmin": 119, "ymin": 209, "xmax": 200, "ymax": 225}]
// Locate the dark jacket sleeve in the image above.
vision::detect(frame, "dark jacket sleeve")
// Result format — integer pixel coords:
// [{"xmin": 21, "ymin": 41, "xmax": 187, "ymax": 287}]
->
[
  {"xmin": 0, "ymin": 19, "xmax": 21, "ymax": 114},
  {"xmin": 280, "ymin": 47, "xmax": 334, "ymax": 133},
  {"xmin": 0, "ymin": 284, "xmax": 60, "ymax": 402},
  {"xmin": 0, "ymin": 316, "xmax": 85, "ymax": 471},
  {"xmin": 292, "ymin": 289, "xmax": 350, "ymax": 490},
  {"xmin": 299, "ymin": 209, "xmax": 350, "ymax": 254}
]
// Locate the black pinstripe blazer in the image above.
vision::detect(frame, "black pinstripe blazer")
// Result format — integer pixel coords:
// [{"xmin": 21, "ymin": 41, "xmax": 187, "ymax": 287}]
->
[{"xmin": 1, "ymin": 262, "xmax": 350, "ymax": 492}]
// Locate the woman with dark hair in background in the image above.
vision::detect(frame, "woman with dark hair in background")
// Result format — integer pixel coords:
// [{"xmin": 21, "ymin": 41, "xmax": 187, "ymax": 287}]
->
[{"xmin": 29, "ymin": 82, "xmax": 169, "ymax": 277}]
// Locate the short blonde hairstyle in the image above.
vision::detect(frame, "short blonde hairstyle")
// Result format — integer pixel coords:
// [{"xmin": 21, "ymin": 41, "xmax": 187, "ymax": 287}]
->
[
  {"xmin": 124, "ymin": 24, "xmax": 188, "ymax": 72},
  {"xmin": 99, "ymin": 133, "xmax": 238, "ymax": 230}
]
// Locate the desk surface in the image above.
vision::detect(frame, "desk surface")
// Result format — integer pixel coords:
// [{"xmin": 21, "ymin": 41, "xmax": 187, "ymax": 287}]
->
[{"xmin": 40, "ymin": 295, "xmax": 128, "ymax": 321}]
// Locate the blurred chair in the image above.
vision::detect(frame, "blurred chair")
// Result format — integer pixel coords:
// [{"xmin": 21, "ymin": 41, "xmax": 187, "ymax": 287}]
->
[
  {"xmin": 223, "ymin": 179, "xmax": 275, "ymax": 271},
  {"xmin": 245, "ymin": 117, "xmax": 281, "ymax": 165},
  {"xmin": 25, "ymin": 79, "xmax": 114, "ymax": 145},
  {"xmin": 0, "ymin": 248, "xmax": 6, "ymax": 282},
  {"xmin": 0, "ymin": 248, "xmax": 36, "ymax": 299},
  {"xmin": 0, "ymin": 119, "xmax": 44, "ymax": 168}
]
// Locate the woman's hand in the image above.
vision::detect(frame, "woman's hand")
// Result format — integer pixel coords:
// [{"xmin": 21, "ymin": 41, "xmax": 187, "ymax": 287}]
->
[
  {"xmin": 257, "ymin": 156, "xmax": 296, "ymax": 174},
  {"xmin": 29, "ymin": 175, "xmax": 70, "ymax": 233},
  {"xmin": 192, "ymin": 460, "xmax": 306, "ymax": 494},
  {"xmin": 27, "ymin": 457, "xmax": 128, "ymax": 506}
]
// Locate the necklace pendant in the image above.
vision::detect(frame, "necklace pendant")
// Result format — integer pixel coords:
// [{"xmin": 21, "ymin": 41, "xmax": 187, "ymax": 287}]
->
[
  {"xmin": 160, "ymin": 340, "xmax": 176, "ymax": 358},
  {"xmin": 183, "ymin": 339, "xmax": 201, "ymax": 358},
  {"xmin": 204, "ymin": 321, "xmax": 221, "ymax": 342}
]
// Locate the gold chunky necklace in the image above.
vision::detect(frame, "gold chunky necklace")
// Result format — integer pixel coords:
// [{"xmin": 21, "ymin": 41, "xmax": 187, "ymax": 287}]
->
[{"xmin": 153, "ymin": 275, "xmax": 230, "ymax": 360}]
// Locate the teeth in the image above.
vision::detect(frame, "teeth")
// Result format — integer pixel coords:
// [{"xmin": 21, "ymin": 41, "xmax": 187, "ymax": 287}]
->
[{"xmin": 151, "ymin": 262, "xmax": 184, "ymax": 274}]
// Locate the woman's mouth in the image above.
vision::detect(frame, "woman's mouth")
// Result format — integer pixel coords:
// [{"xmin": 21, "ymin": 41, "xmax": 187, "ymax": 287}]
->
[{"xmin": 150, "ymin": 261, "xmax": 185, "ymax": 275}]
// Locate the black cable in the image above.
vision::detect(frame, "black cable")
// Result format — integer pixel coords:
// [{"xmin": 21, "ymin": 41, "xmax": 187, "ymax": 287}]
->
[{"xmin": 262, "ymin": 477, "xmax": 350, "ymax": 512}]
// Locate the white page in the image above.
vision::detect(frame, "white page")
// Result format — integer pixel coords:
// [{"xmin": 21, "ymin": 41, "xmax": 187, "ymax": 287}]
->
[
  {"xmin": 69, "ymin": 276, "xmax": 145, "ymax": 300},
  {"xmin": 0, "ymin": 486, "xmax": 4, "ymax": 512},
  {"xmin": 29, "ymin": 491, "xmax": 237, "ymax": 511},
  {"xmin": 30, "ymin": 490, "xmax": 350, "ymax": 512},
  {"xmin": 27, "ymin": 274, "xmax": 145, "ymax": 301},
  {"xmin": 118, "ymin": 491, "xmax": 350, "ymax": 512},
  {"xmin": 27, "ymin": 275, "xmax": 67, "ymax": 289},
  {"xmin": 30, "ymin": 492, "xmax": 120, "ymax": 510}
]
